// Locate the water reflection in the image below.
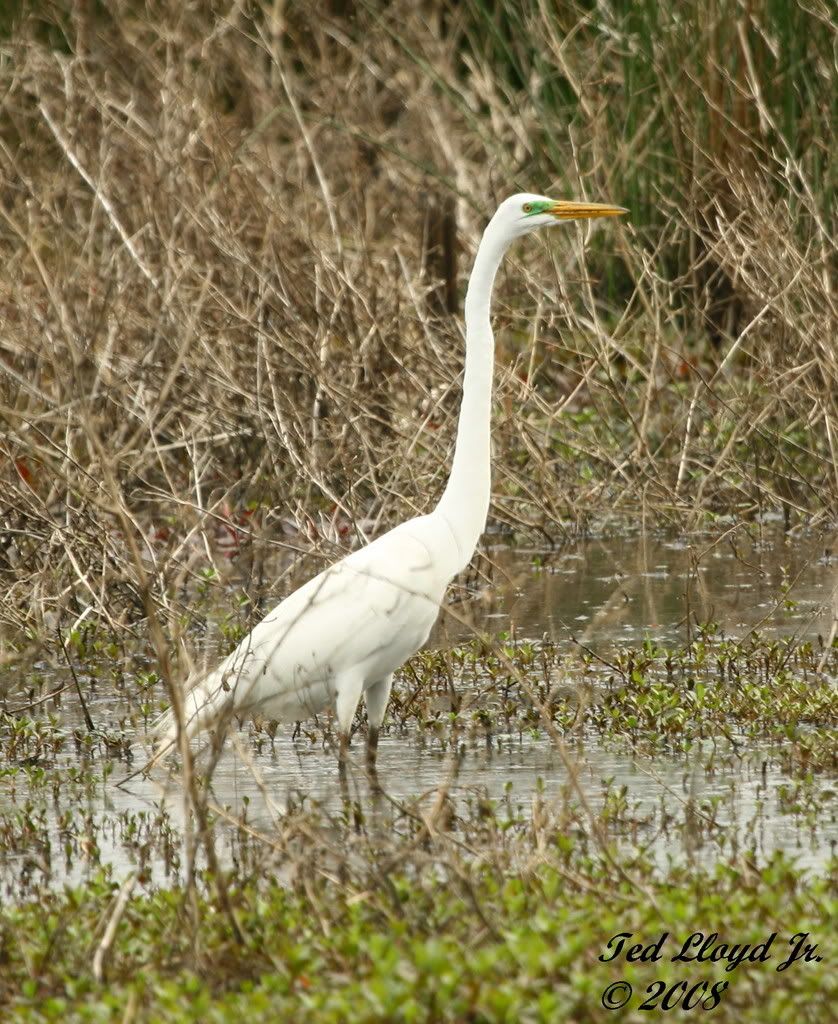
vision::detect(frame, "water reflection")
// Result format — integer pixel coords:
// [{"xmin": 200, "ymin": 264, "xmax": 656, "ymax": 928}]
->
[{"xmin": 442, "ymin": 527, "xmax": 835, "ymax": 646}]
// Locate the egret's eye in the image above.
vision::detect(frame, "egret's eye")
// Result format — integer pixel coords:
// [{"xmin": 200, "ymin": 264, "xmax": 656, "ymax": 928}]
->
[{"xmin": 522, "ymin": 202, "xmax": 533, "ymax": 214}]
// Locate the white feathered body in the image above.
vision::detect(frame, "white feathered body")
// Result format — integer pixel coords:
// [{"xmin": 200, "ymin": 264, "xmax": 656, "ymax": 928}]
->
[
  {"xmin": 151, "ymin": 193, "xmax": 620, "ymax": 759},
  {"xmin": 155, "ymin": 511, "xmax": 461, "ymax": 745}
]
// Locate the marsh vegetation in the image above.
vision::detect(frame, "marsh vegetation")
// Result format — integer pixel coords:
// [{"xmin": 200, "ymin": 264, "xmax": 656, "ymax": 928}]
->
[{"xmin": 0, "ymin": 1, "xmax": 835, "ymax": 1020}]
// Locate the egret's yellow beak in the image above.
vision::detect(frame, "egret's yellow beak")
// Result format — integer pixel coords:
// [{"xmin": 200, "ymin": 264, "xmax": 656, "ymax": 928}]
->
[{"xmin": 548, "ymin": 200, "xmax": 628, "ymax": 220}]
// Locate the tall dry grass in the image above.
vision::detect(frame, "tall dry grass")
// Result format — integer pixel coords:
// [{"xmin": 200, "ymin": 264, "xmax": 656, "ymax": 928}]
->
[{"xmin": 0, "ymin": 0, "xmax": 835, "ymax": 642}]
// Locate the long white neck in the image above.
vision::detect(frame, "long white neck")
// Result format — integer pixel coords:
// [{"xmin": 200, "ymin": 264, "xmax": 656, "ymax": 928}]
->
[{"xmin": 436, "ymin": 217, "xmax": 511, "ymax": 571}]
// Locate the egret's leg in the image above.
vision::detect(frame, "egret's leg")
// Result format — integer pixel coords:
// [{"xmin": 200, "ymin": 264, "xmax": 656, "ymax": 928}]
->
[
  {"xmin": 364, "ymin": 674, "xmax": 394, "ymax": 769},
  {"xmin": 338, "ymin": 732, "xmax": 350, "ymax": 774},
  {"xmin": 335, "ymin": 674, "xmax": 364, "ymax": 773}
]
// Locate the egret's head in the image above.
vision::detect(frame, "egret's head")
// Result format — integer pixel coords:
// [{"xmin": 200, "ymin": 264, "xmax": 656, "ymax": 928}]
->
[{"xmin": 495, "ymin": 192, "xmax": 627, "ymax": 239}]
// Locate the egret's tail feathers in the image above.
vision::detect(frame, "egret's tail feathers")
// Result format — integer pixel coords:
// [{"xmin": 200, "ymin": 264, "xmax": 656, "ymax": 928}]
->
[{"xmin": 148, "ymin": 676, "xmax": 230, "ymax": 764}]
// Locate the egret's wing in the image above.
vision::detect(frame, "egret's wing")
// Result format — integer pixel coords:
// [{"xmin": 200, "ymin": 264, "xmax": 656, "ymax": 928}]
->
[{"xmin": 152, "ymin": 519, "xmax": 447, "ymax": 748}]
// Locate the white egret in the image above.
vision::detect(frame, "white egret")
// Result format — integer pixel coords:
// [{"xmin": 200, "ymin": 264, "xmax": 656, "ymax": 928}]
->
[{"xmin": 153, "ymin": 194, "xmax": 626, "ymax": 771}]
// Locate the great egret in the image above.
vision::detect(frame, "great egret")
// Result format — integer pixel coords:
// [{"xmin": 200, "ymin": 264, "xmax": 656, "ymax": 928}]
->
[{"xmin": 153, "ymin": 194, "xmax": 625, "ymax": 771}]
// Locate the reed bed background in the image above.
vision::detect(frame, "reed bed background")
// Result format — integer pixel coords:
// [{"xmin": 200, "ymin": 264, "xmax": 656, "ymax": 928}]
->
[{"xmin": 1, "ymin": 0, "xmax": 835, "ymax": 643}]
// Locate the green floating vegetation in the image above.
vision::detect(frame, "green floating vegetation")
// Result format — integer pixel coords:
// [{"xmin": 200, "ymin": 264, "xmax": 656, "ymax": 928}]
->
[
  {"xmin": 0, "ymin": 854, "xmax": 834, "ymax": 1022},
  {"xmin": 399, "ymin": 627, "xmax": 838, "ymax": 760}
]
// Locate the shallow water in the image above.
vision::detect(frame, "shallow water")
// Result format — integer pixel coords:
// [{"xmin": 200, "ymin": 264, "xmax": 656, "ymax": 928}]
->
[
  {"xmin": 1, "ymin": 526, "xmax": 835, "ymax": 896},
  {"xmin": 442, "ymin": 525, "xmax": 836, "ymax": 646}
]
